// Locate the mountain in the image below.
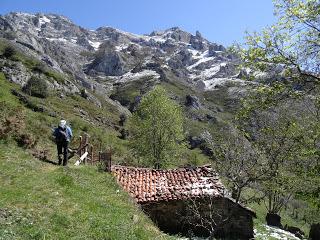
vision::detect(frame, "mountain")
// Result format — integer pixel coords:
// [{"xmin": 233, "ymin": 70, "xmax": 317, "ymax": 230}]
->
[
  {"xmin": 0, "ymin": 12, "xmax": 257, "ymax": 149},
  {"xmin": 0, "ymin": 12, "xmax": 251, "ymax": 91}
]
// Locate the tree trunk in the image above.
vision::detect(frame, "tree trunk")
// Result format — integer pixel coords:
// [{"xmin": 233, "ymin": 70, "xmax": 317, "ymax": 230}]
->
[
  {"xmin": 309, "ymin": 223, "xmax": 320, "ymax": 240},
  {"xmin": 266, "ymin": 213, "xmax": 282, "ymax": 228}
]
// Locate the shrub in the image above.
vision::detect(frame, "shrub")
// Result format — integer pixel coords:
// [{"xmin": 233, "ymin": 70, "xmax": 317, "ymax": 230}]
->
[
  {"xmin": 0, "ymin": 103, "xmax": 37, "ymax": 148},
  {"xmin": 23, "ymin": 76, "xmax": 49, "ymax": 98},
  {"xmin": 2, "ymin": 45, "xmax": 16, "ymax": 59},
  {"xmin": 32, "ymin": 62, "xmax": 47, "ymax": 73},
  {"xmin": 15, "ymin": 133, "xmax": 37, "ymax": 149}
]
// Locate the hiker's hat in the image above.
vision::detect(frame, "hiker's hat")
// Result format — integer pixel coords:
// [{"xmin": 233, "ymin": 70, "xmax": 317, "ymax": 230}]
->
[{"xmin": 59, "ymin": 119, "xmax": 66, "ymax": 128}]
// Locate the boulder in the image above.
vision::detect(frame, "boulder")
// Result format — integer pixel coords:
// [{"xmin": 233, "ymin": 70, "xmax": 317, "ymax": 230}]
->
[
  {"xmin": 188, "ymin": 136, "xmax": 205, "ymax": 149},
  {"xmin": 208, "ymin": 43, "xmax": 226, "ymax": 55},
  {"xmin": 190, "ymin": 35, "xmax": 205, "ymax": 51},
  {"xmin": 185, "ymin": 95, "xmax": 201, "ymax": 110},
  {"xmin": 80, "ymin": 89, "xmax": 102, "ymax": 108},
  {"xmin": 206, "ymin": 114, "xmax": 217, "ymax": 123},
  {"xmin": 87, "ymin": 51, "xmax": 125, "ymax": 76},
  {"xmin": 129, "ymin": 95, "xmax": 142, "ymax": 112},
  {"xmin": 0, "ymin": 59, "xmax": 31, "ymax": 86},
  {"xmin": 195, "ymin": 30, "xmax": 202, "ymax": 38},
  {"xmin": 284, "ymin": 225, "xmax": 304, "ymax": 239}
]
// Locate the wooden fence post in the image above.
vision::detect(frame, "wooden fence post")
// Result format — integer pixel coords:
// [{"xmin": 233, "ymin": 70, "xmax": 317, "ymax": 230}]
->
[
  {"xmin": 79, "ymin": 136, "xmax": 83, "ymax": 157},
  {"xmin": 84, "ymin": 133, "xmax": 89, "ymax": 164},
  {"xmin": 106, "ymin": 148, "xmax": 112, "ymax": 172},
  {"xmin": 90, "ymin": 144, "xmax": 94, "ymax": 165},
  {"xmin": 99, "ymin": 150, "xmax": 112, "ymax": 172}
]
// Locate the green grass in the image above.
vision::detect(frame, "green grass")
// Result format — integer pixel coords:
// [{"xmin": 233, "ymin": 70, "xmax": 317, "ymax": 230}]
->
[
  {"xmin": 249, "ymin": 201, "xmax": 310, "ymax": 236},
  {"xmin": 0, "ymin": 66, "xmax": 177, "ymax": 239},
  {"xmin": 0, "ymin": 144, "xmax": 173, "ymax": 240},
  {"xmin": 0, "ymin": 70, "xmax": 132, "ymax": 163},
  {"xmin": 240, "ymin": 188, "xmax": 311, "ymax": 237}
]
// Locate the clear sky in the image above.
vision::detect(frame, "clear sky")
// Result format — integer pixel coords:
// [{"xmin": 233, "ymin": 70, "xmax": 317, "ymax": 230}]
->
[{"xmin": 0, "ymin": 0, "xmax": 276, "ymax": 46}]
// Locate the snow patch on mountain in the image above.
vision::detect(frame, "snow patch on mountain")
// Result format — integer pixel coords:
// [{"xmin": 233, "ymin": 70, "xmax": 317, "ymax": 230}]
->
[
  {"xmin": 15, "ymin": 12, "xmax": 36, "ymax": 18},
  {"xmin": 88, "ymin": 40, "xmax": 101, "ymax": 50},
  {"xmin": 39, "ymin": 16, "xmax": 51, "ymax": 26},
  {"xmin": 187, "ymin": 48, "xmax": 201, "ymax": 57},
  {"xmin": 117, "ymin": 70, "xmax": 160, "ymax": 83},
  {"xmin": 70, "ymin": 38, "xmax": 77, "ymax": 44},
  {"xmin": 188, "ymin": 56, "xmax": 215, "ymax": 70},
  {"xmin": 46, "ymin": 37, "xmax": 69, "ymax": 43},
  {"xmin": 196, "ymin": 77, "xmax": 248, "ymax": 91},
  {"xmin": 115, "ymin": 44, "xmax": 129, "ymax": 52},
  {"xmin": 189, "ymin": 62, "xmax": 227, "ymax": 80}
]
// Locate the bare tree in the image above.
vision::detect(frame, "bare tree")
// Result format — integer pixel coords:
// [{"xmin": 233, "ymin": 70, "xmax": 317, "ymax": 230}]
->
[{"xmin": 205, "ymin": 127, "xmax": 269, "ymax": 203}]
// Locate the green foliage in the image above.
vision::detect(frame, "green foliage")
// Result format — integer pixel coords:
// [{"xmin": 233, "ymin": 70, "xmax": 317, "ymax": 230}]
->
[
  {"xmin": 237, "ymin": 0, "xmax": 320, "ymax": 84},
  {"xmin": 235, "ymin": 84, "xmax": 320, "ymax": 224},
  {"xmin": 23, "ymin": 76, "xmax": 49, "ymax": 98},
  {"xmin": 129, "ymin": 86, "xmax": 185, "ymax": 169},
  {"xmin": 0, "ymin": 144, "xmax": 172, "ymax": 240},
  {"xmin": 0, "ymin": 101, "xmax": 37, "ymax": 148},
  {"xmin": 44, "ymin": 70, "xmax": 66, "ymax": 84}
]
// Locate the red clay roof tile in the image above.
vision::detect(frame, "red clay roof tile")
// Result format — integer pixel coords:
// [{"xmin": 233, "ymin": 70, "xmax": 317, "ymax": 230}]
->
[{"xmin": 111, "ymin": 165, "xmax": 226, "ymax": 204}]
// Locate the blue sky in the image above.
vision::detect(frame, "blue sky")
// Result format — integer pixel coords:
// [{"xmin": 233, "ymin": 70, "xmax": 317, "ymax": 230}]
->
[{"xmin": 0, "ymin": 0, "xmax": 276, "ymax": 46}]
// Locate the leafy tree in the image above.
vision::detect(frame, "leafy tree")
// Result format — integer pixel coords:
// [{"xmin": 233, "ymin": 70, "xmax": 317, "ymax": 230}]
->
[
  {"xmin": 295, "ymin": 96, "xmax": 320, "ymax": 213},
  {"xmin": 129, "ymin": 86, "xmax": 184, "ymax": 169},
  {"xmin": 237, "ymin": 88, "xmax": 316, "ymax": 226},
  {"xmin": 238, "ymin": 0, "xmax": 320, "ymax": 85},
  {"xmin": 233, "ymin": 0, "xmax": 320, "ymax": 227},
  {"xmin": 23, "ymin": 76, "xmax": 49, "ymax": 98}
]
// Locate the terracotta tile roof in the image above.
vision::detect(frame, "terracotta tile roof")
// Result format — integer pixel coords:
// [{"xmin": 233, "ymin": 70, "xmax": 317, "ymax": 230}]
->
[{"xmin": 111, "ymin": 165, "xmax": 226, "ymax": 204}]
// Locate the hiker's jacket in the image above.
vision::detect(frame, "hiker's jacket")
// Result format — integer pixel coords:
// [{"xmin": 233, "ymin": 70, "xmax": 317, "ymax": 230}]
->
[{"xmin": 53, "ymin": 126, "xmax": 73, "ymax": 142}]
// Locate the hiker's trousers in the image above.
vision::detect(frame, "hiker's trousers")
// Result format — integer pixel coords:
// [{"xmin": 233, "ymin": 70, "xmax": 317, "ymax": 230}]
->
[{"xmin": 57, "ymin": 141, "xmax": 69, "ymax": 166}]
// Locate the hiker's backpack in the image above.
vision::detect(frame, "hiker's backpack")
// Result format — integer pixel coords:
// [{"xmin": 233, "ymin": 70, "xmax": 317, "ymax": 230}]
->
[{"xmin": 56, "ymin": 127, "xmax": 68, "ymax": 142}]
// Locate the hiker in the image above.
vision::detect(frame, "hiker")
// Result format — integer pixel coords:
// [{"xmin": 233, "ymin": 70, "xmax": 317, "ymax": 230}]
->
[{"xmin": 53, "ymin": 120, "xmax": 73, "ymax": 166}]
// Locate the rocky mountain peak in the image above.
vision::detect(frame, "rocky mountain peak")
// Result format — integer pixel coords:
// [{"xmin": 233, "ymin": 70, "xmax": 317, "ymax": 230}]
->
[{"xmin": 0, "ymin": 12, "xmax": 251, "ymax": 98}]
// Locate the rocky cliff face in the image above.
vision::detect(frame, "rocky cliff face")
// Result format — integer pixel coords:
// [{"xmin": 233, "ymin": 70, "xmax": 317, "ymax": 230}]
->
[
  {"xmin": 0, "ymin": 12, "xmax": 250, "ymax": 94},
  {"xmin": 0, "ymin": 12, "xmax": 258, "ymax": 148}
]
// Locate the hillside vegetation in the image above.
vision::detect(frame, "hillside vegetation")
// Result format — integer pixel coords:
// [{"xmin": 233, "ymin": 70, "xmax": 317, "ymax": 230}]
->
[
  {"xmin": 0, "ymin": 69, "xmax": 177, "ymax": 239},
  {"xmin": 0, "ymin": 144, "xmax": 173, "ymax": 240}
]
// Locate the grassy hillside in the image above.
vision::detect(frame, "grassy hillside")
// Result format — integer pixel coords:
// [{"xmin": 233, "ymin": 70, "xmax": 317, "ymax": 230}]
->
[
  {"xmin": 0, "ymin": 69, "xmax": 133, "ymax": 162},
  {"xmin": 0, "ymin": 143, "xmax": 173, "ymax": 240},
  {"xmin": 0, "ymin": 69, "xmax": 175, "ymax": 239}
]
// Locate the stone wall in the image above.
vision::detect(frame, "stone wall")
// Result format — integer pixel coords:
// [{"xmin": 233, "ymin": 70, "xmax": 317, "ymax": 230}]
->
[{"xmin": 141, "ymin": 196, "xmax": 254, "ymax": 239}]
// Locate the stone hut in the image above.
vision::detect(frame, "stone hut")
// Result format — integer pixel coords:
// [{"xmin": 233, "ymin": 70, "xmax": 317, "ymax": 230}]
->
[{"xmin": 112, "ymin": 165, "xmax": 256, "ymax": 239}]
